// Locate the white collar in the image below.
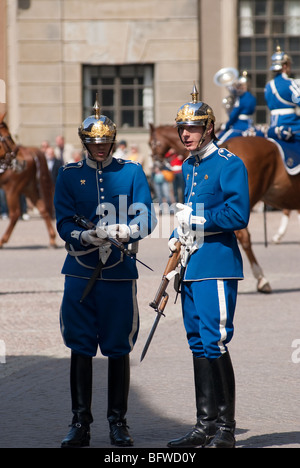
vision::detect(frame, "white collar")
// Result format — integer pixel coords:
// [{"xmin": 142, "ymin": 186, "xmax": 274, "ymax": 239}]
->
[
  {"xmin": 191, "ymin": 140, "xmax": 217, "ymax": 160},
  {"xmin": 85, "ymin": 153, "xmax": 113, "ymax": 169}
]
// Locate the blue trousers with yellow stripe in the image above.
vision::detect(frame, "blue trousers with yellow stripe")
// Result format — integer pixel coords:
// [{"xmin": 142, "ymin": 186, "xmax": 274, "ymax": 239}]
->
[
  {"xmin": 181, "ymin": 279, "xmax": 238, "ymax": 359},
  {"xmin": 60, "ymin": 277, "xmax": 139, "ymax": 358}
]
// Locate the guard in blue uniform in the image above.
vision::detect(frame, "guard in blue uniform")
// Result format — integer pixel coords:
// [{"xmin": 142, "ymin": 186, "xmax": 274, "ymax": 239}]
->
[
  {"xmin": 265, "ymin": 45, "xmax": 300, "ymax": 142},
  {"xmin": 218, "ymin": 71, "xmax": 257, "ymax": 143},
  {"xmin": 55, "ymin": 97, "xmax": 157, "ymax": 448},
  {"xmin": 167, "ymin": 86, "xmax": 250, "ymax": 449}
]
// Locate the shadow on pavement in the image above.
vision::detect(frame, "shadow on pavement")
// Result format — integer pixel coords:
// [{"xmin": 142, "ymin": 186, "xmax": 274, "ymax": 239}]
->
[{"xmin": 0, "ymin": 355, "xmax": 191, "ymax": 448}]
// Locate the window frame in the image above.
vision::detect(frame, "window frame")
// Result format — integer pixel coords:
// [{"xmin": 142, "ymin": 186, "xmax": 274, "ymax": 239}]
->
[
  {"xmin": 82, "ymin": 64, "xmax": 154, "ymax": 132},
  {"xmin": 238, "ymin": 0, "xmax": 300, "ymax": 124}
]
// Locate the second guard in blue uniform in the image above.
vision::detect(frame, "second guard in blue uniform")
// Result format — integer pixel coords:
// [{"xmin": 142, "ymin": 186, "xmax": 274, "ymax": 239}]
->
[{"xmin": 167, "ymin": 86, "xmax": 250, "ymax": 449}]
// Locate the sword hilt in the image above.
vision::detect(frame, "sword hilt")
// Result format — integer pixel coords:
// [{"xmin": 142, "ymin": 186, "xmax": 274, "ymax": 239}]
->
[{"xmin": 157, "ymin": 292, "xmax": 169, "ymax": 315}]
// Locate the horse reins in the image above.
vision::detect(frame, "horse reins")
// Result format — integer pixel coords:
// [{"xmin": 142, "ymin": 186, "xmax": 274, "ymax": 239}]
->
[{"xmin": 0, "ymin": 123, "xmax": 20, "ymax": 172}]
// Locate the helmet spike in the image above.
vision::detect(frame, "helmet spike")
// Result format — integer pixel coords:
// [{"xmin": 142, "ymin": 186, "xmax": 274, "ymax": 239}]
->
[
  {"xmin": 94, "ymin": 93, "xmax": 100, "ymax": 120},
  {"xmin": 191, "ymin": 84, "xmax": 199, "ymax": 104}
]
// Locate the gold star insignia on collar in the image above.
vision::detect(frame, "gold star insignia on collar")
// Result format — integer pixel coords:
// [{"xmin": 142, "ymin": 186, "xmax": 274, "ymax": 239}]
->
[
  {"xmin": 204, "ymin": 175, "xmax": 209, "ymax": 180},
  {"xmin": 80, "ymin": 180, "xmax": 86, "ymax": 185}
]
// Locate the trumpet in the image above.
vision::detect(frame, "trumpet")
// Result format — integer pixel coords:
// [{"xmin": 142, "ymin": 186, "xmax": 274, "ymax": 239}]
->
[{"xmin": 213, "ymin": 67, "xmax": 239, "ymax": 115}]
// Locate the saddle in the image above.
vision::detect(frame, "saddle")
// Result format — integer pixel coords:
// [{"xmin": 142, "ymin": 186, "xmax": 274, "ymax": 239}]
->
[{"xmin": 267, "ymin": 126, "xmax": 300, "ymax": 175}]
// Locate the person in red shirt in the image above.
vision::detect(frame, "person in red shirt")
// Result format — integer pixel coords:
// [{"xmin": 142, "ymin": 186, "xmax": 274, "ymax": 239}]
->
[{"xmin": 165, "ymin": 148, "xmax": 185, "ymax": 203}]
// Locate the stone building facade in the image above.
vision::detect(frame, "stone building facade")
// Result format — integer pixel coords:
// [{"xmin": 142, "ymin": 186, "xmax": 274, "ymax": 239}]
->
[{"xmin": 0, "ymin": 0, "xmax": 237, "ymax": 156}]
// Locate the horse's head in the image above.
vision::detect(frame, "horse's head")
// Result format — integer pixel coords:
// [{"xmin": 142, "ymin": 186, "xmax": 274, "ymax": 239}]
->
[
  {"xmin": 149, "ymin": 123, "xmax": 189, "ymax": 162},
  {"xmin": 149, "ymin": 123, "xmax": 170, "ymax": 161},
  {"xmin": 0, "ymin": 118, "xmax": 19, "ymax": 169}
]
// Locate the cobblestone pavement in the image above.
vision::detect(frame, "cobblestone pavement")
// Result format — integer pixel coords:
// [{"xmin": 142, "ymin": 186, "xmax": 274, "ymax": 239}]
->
[{"xmin": 0, "ymin": 209, "xmax": 299, "ymax": 448}]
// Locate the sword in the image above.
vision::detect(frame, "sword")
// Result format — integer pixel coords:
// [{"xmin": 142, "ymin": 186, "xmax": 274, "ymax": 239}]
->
[
  {"xmin": 140, "ymin": 293, "xmax": 169, "ymax": 362},
  {"xmin": 140, "ymin": 241, "xmax": 181, "ymax": 362}
]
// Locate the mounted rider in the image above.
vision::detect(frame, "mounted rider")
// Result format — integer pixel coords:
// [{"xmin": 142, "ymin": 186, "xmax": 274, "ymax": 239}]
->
[
  {"xmin": 265, "ymin": 45, "xmax": 300, "ymax": 142},
  {"xmin": 216, "ymin": 70, "xmax": 257, "ymax": 143},
  {"xmin": 265, "ymin": 45, "xmax": 300, "ymax": 174}
]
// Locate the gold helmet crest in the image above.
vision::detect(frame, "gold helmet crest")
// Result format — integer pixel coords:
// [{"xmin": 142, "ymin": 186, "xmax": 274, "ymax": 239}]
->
[{"xmin": 78, "ymin": 95, "xmax": 116, "ymax": 144}]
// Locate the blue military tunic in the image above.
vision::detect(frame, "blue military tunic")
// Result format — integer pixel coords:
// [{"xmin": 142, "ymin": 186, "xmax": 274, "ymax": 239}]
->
[
  {"xmin": 218, "ymin": 91, "xmax": 257, "ymax": 143},
  {"xmin": 176, "ymin": 142, "xmax": 250, "ymax": 281},
  {"xmin": 54, "ymin": 154, "xmax": 157, "ymax": 357},
  {"xmin": 172, "ymin": 141, "xmax": 250, "ymax": 359},
  {"xmin": 265, "ymin": 72, "xmax": 300, "ymax": 141},
  {"xmin": 55, "ymin": 155, "xmax": 157, "ymax": 280}
]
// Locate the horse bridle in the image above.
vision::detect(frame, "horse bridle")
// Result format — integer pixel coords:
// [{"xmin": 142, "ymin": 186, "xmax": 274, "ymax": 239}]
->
[
  {"xmin": 150, "ymin": 129, "xmax": 166, "ymax": 161},
  {"xmin": 0, "ymin": 122, "xmax": 20, "ymax": 172}
]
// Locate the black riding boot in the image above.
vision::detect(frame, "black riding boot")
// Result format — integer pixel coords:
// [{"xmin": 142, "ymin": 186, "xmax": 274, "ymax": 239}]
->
[
  {"xmin": 167, "ymin": 356, "xmax": 217, "ymax": 448},
  {"xmin": 61, "ymin": 352, "xmax": 93, "ymax": 448},
  {"xmin": 107, "ymin": 354, "xmax": 133, "ymax": 447},
  {"xmin": 207, "ymin": 352, "xmax": 236, "ymax": 448}
]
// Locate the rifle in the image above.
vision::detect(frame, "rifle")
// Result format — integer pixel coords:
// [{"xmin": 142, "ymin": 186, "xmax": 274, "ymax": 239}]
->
[
  {"xmin": 140, "ymin": 240, "xmax": 182, "ymax": 361},
  {"xmin": 73, "ymin": 214, "xmax": 153, "ymax": 302}
]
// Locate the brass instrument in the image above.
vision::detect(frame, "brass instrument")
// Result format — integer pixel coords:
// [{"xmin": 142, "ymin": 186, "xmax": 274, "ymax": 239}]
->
[{"xmin": 213, "ymin": 67, "xmax": 239, "ymax": 115}]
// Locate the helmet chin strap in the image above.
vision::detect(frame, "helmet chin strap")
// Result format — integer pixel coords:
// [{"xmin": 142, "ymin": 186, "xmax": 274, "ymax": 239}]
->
[
  {"xmin": 178, "ymin": 120, "xmax": 211, "ymax": 151},
  {"xmin": 83, "ymin": 140, "xmax": 115, "ymax": 161},
  {"xmin": 196, "ymin": 123, "xmax": 209, "ymax": 150}
]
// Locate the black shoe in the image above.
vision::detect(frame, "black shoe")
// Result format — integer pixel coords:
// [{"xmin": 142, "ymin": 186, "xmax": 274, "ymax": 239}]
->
[
  {"xmin": 109, "ymin": 420, "xmax": 134, "ymax": 447},
  {"xmin": 61, "ymin": 422, "xmax": 91, "ymax": 448},
  {"xmin": 167, "ymin": 426, "xmax": 213, "ymax": 448},
  {"xmin": 206, "ymin": 427, "xmax": 235, "ymax": 448}
]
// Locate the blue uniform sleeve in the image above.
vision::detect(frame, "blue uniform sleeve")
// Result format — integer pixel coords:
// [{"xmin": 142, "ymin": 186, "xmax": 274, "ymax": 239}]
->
[
  {"xmin": 225, "ymin": 93, "xmax": 256, "ymax": 130},
  {"xmin": 224, "ymin": 101, "xmax": 243, "ymax": 130},
  {"xmin": 54, "ymin": 167, "xmax": 87, "ymax": 251},
  {"xmin": 203, "ymin": 156, "xmax": 250, "ymax": 232},
  {"xmin": 129, "ymin": 164, "xmax": 157, "ymax": 241}
]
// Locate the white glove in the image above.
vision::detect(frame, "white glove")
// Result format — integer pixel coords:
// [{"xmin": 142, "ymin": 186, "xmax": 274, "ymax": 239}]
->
[
  {"xmin": 81, "ymin": 229, "xmax": 109, "ymax": 247},
  {"xmin": 103, "ymin": 224, "xmax": 131, "ymax": 243},
  {"xmin": 176, "ymin": 203, "xmax": 206, "ymax": 230},
  {"xmin": 275, "ymin": 125, "xmax": 293, "ymax": 141},
  {"xmin": 176, "ymin": 203, "xmax": 193, "ymax": 230},
  {"xmin": 290, "ymin": 81, "xmax": 300, "ymax": 104},
  {"xmin": 168, "ymin": 237, "xmax": 178, "ymax": 254},
  {"xmin": 96, "ymin": 226, "xmax": 109, "ymax": 240}
]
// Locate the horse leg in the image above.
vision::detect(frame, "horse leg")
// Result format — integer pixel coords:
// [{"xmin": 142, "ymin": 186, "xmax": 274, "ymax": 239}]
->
[
  {"xmin": 0, "ymin": 192, "xmax": 22, "ymax": 248},
  {"xmin": 236, "ymin": 228, "xmax": 272, "ymax": 293},
  {"xmin": 272, "ymin": 209, "xmax": 291, "ymax": 244},
  {"xmin": 25, "ymin": 185, "xmax": 56, "ymax": 247},
  {"xmin": 33, "ymin": 197, "xmax": 57, "ymax": 248}
]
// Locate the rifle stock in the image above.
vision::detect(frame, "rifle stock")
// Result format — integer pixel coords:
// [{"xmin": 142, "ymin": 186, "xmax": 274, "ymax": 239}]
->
[
  {"xmin": 149, "ymin": 241, "xmax": 181, "ymax": 312},
  {"xmin": 140, "ymin": 241, "xmax": 182, "ymax": 361}
]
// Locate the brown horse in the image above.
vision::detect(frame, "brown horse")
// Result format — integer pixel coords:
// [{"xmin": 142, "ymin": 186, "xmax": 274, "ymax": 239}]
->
[
  {"xmin": 0, "ymin": 115, "xmax": 56, "ymax": 248},
  {"xmin": 149, "ymin": 124, "xmax": 300, "ymax": 293}
]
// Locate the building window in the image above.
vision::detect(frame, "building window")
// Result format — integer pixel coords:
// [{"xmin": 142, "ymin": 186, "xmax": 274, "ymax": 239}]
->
[
  {"xmin": 82, "ymin": 65, "xmax": 154, "ymax": 131},
  {"xmin": 238, "ymin": 0, "xmax": 300, "ymax": 123}
]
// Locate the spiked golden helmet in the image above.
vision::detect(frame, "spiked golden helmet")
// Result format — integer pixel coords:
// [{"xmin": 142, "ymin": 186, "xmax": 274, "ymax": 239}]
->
[
  {"xmin": 175, "ymin": 85, "xmax": 216, "ymax": 128},
  {"xmin": 78, "ymin": 95, "xmax": 116, "ymax": 145}
]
